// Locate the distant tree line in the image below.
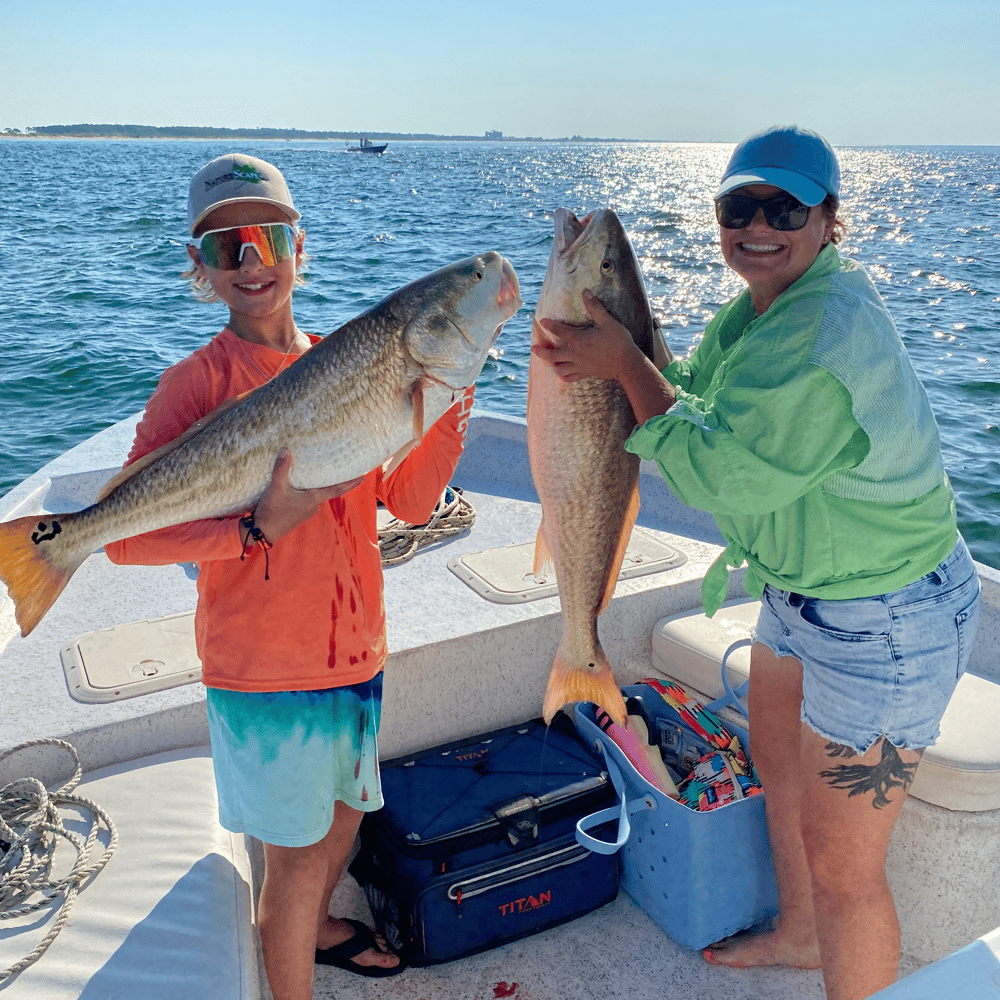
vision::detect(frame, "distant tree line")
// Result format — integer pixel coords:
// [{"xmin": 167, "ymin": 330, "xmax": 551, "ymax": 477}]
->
[
  {"xmin": 13, "ymin": 124, "xmax": 616, "ymax": 142},
  {"xmin": 26, "ymin": 124, "xmax": 467, "ymax": 140}
]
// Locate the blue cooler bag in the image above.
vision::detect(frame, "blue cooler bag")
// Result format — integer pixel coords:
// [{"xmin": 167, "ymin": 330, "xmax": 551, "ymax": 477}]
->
[
  {"xmin": 573, "ymin": 683, "xmax": 778, "ymax": 950},
  {"xmin": 350, "ymin": 714, "xmax": 620, "ymax": 965}
]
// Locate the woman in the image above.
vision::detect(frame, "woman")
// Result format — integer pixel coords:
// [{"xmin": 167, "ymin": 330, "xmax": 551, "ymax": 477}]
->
[{"xmin": 533, "ymin": 125, "xmax": 981, "ymax": 1000}]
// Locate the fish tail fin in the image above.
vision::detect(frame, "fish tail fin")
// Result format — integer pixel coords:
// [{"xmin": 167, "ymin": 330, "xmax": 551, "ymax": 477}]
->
[
  {"xmin": 542, "ymin": 645, "xmax": 627, "ymax": 727},
  {"xmin": 0, "ymin": 514, "xmax": 85, "ymax": 636},
  {"xmin": 596, "ymin": 483, "xmax": 640, "ymax": 616}
]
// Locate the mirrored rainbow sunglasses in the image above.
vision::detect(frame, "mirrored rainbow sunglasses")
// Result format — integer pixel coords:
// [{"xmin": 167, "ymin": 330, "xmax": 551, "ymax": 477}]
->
[{"xmin": 191, "ymin": 223, "xmax": 298, "ymax": 270}]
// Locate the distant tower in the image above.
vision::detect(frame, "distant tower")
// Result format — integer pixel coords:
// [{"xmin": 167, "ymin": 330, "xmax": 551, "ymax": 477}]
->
[{"xmin": 485, "ymin": 130, "xmax": 502, "ymax": 140}]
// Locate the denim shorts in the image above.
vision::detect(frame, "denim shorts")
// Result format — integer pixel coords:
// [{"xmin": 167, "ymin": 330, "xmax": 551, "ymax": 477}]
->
[
  {"xmin": 754, "ymin": 537, "xmax": 981, "ymax": 754},
  {"xmin": 206, "ymin": 673, "xmax": 384, "ymax": 847}
]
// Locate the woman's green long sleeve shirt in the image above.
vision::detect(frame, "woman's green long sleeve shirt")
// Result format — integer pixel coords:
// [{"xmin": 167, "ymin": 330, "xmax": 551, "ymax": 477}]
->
[{"xmin": 626, "ymin": 245, "xmax": 957, "ymax": 616}]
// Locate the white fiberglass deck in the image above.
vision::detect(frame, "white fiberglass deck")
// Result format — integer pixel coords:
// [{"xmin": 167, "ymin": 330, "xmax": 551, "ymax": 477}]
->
[
  {"xmin": 0, "ymin": 410, "xmax": 738, "ymax": 773},
  {"xmin": 2, "ymin": 409, "xmax": 999, "ymax": 999}
]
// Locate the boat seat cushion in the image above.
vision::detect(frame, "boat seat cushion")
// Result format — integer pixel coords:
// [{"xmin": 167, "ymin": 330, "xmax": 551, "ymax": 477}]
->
[
  {"xmin": 651, "ymin": 598, "xmax": 1000, "ymax": 812},
  {"xmin": 3, "ymin": 746, "xmax": 258, "ymax": 1000}
]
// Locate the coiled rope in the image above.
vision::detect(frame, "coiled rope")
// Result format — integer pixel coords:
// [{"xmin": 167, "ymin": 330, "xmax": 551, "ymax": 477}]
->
[
  {"xmin": 0, "ymin": 739, "xmax": 118, "ymax": 982},
  {"xmin": 378, "ymin": 485, "xmax": 476, "ymax": 566}
]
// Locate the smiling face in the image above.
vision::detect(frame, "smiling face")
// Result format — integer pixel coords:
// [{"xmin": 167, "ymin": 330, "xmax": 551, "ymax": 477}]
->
[
  {"xmin": 719, "ymin": 184, "xmax": 835, "ymax": 315},
  {"xmin": 186, "ymin": 201, "xmax": 304, "ymax": 340}
]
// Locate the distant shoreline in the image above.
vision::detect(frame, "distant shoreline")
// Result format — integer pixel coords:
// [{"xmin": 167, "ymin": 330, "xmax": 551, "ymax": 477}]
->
[
  {"xmin": 1, "ymin": 125, "xmax": 645, "ymax": 143},
  {"xmin": 3, "ymin": 128, "xmax": 994, "ymax": 148}
]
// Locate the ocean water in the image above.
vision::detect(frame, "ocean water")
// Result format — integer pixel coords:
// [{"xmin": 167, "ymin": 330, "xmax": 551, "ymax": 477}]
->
[{"xmin": 1, "ymin": 138, "xmax": 998, "ymax": 569}]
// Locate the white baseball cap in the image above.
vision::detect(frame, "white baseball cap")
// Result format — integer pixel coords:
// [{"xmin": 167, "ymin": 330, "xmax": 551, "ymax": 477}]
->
[{"xmin": 187, "ymin": 154, "xmax": 300, "ymax": 235}]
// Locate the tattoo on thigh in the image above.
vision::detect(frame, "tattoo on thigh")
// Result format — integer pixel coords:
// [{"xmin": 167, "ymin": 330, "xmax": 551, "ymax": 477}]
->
[{"xmin": 820, "ymin": 740, "xmax": 924, "ymax": 809}]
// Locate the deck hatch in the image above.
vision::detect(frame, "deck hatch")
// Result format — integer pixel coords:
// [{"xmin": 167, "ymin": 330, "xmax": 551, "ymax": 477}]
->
[
  {"xmin": 61, "ymin": 611, "xmax": 201, "ymax": 703},
  {"xmin": 447, "ymin": 528, "xmax": 686, "ymax": 604}
]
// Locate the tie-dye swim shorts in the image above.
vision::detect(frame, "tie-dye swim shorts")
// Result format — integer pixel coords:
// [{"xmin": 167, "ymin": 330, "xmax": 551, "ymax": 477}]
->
[{"xmin": 206, "ymin": 673, "xmax": 384, "ymax": 847}]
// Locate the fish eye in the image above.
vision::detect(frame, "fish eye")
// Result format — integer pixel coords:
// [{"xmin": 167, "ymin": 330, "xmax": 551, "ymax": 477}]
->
[
  {"xmin": 601, "ymin": 259, "xmax": 614, "ymax": 273},
  {"xmin": 474, "ymin": 269, "xmax": 483, "ymax": 281}
]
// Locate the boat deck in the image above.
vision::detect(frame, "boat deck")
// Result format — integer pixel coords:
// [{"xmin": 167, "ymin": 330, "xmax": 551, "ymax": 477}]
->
[
  {"xmin": 315, "ymin": 871, "xmax": 864, "ymax": 1000},
  {"xmin": 0, "ymin": 411, "xmax": 739, "ymax": 771},
  {"xmin": 2, "ymin": 410, "xmax": 998, "ymax": 999}
]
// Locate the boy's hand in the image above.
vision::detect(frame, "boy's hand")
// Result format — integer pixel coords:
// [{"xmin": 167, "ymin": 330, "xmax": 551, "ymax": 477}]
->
[
  {"xmin": 251, "ymin": 450, "xmax": 363, "ymax": 543},
  {"xmin": 532, "ymin": 290, "xmax": 643, "ymax": 383}
]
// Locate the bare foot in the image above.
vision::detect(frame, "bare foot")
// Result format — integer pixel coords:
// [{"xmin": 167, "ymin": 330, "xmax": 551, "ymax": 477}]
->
[
  {"xmin": 703, "ymin": 927, "xmax": 822, "ymax": 970},
  {"xmin": 317, "ymin": 916, "xmax": 400, "ymax": 971}
]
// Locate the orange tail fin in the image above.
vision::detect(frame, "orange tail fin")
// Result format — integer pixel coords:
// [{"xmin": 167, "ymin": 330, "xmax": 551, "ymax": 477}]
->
[
  {"xmin": 542, "ymin": 649, "xmax": 627, "ymax": 727},
  {"xmin": 0, "ymin": 515, "xmax": 84, "ymax": 636}
]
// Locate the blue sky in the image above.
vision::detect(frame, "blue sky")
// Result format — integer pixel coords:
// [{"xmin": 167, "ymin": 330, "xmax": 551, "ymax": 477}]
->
[{"xmin": 2, "ymin": 0, "xmax": 997, "ymax": 145}]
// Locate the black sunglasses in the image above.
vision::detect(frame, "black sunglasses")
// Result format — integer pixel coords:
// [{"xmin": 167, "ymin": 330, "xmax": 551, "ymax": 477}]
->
[{"xmin": 715, "ymin": 192, "xmax": 812, "ymax": 231}]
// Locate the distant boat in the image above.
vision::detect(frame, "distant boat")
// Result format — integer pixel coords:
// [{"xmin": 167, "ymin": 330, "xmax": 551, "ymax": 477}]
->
[{"xmin": 347, "ymin": 137, "xmax": 388, "ymax": 154}]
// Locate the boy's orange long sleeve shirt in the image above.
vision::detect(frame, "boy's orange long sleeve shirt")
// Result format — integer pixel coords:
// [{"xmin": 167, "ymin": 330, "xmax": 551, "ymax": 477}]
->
[{"xmin": 104, "ymin": 328, "xmax": 472, "ymax": 693}]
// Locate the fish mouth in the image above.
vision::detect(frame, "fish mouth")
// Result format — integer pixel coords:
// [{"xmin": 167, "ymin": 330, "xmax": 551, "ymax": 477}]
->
[
  {"xmin": 555, "ymin": 208, "xmax": 605, "ymax": 259},
  {"xmin": 498, "ymin": 257, "xmax": 522, "ymax": 314}
]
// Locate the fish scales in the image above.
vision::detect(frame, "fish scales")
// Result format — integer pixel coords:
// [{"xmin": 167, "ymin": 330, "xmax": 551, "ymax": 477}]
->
[
  {"xmin": 59, "ymin": 311, "xmax": 429, "ymax": 550},
  {"xmin": 528, "ymin": 208, "xmax": 659, "ymax": 726},
  {"xmin": 0, "ymin": 252, "xmax": 521, "ymax": 636},
  {"xmin": 533, "ymin": 379, "xmax": 640, "ymax": 588}
]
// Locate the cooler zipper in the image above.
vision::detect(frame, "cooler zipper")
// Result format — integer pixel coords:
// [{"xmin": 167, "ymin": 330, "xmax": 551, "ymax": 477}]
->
[{"xmin": 446, "ymin": 843, "xmax": 591, "ymax": 902}]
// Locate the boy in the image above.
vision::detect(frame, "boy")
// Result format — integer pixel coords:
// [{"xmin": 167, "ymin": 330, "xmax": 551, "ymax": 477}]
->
[{"xmin": 105, "ymin": 154, "xmax": 473, "ymax": 998}]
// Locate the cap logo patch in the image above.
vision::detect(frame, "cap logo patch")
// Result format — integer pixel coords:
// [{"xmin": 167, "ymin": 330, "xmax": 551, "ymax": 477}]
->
[
  {"xmin": 204, "ymin": 163, "xmax": 264, "ymax": 190},
  {"xmin": 233, "ymin": 163, "xmax": 263, "ymax": 183}
]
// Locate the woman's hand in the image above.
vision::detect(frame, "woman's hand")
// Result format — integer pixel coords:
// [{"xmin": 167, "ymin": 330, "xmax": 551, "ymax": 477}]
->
[
  {"xmin": 250, "ymin": 449, "xmax": 364, "ymax": 543},
  {"xmin": 532, "ymin": 289, "xmax": 643, "ymax": 384},
  {"xmin": 532, "ymin": 290, "xmax": 676, "ymax": 425}
]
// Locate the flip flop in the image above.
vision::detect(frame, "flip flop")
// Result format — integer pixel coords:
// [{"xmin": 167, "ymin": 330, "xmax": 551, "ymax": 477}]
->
[{"xmin": 314, "ymin": 918, "xmax": 407, "ymax": 978}]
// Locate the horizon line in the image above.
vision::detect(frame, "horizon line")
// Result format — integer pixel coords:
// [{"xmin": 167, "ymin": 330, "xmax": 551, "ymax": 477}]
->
[{"xmin": 3, "ymin": 125, "xmax": 997, "ymax": 148}]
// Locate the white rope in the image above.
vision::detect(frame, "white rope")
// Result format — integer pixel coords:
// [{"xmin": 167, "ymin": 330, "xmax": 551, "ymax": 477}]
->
[
  {"xmin": 378, "ymin": 486, "xmax": 476, "ymax": 566},
  {"xmin": 0, "ymin": 739, "xmax": 118, "ymax": 982}
]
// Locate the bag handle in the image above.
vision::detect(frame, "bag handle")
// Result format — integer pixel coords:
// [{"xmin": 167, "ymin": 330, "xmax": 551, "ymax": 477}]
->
[
  {"xmin": 575, "ymin": 749, "xmax": 657, "ymax": 855},
  {"xmin": 704, "ymin": 638, "xmax": 752, "ymax": 720}
]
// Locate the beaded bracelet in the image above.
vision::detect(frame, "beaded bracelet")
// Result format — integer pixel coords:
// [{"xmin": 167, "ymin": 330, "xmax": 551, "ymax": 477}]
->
[{"xmin": 240, "ymin": 513, "xmax": 272, "ymax": 579}]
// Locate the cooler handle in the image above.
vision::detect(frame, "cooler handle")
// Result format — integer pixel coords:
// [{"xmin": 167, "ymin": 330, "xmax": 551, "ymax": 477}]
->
[{"xmin": 575, "ymin": 753, "xmax": 656, "ymax": 855}]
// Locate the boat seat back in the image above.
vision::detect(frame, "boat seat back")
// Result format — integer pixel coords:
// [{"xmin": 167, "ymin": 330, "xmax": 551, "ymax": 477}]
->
[
  {"xmin": 651, "ymin": 598, "xmax": 1000, "ymax": 812},
  {"xmin": 3, "ymin": 746, "xmax": 258, "ymax": 1000}
]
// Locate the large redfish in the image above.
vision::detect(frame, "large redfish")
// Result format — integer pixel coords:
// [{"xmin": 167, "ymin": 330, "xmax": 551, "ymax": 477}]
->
[
  {"xmin": 0, "ymin": 253, "xmax": 521, "ymax": 637},
  {"xmin": 528, "ymin": 209, "xmax": 664, "ymax": 726}
]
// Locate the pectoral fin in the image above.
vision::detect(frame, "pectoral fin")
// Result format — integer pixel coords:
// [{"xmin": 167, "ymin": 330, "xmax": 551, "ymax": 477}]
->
[
  {"xmin": 596, "ymin": 483, "xmax": 640, "ymax": 616},
  {"xmin": 532, "ymin": 521, "xmax": 555, "ymax": 582},
  {"xmin": 382, "ymin": 439, "xmax": 418, "ymax": 478},
  {"xmin": 651, "ymin": 318, "xmax": 674, "ymax": 371},
  {"xmin": 382, "ymin": 377, "xmax": 433, "ymax": 478},
  {"xmin": 412, "ymin": 378, "xmax": 426, "ymax": 442}
]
